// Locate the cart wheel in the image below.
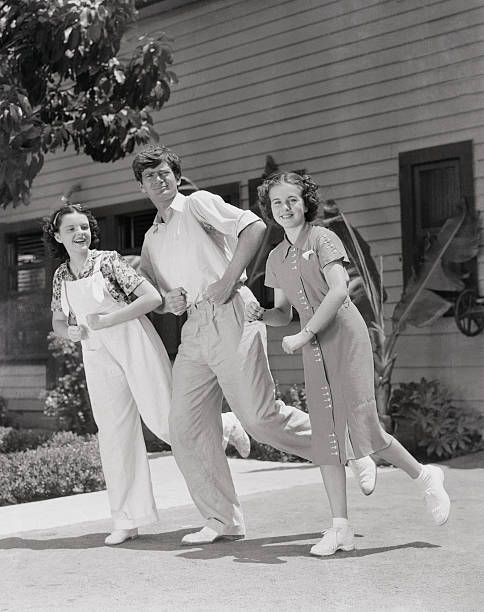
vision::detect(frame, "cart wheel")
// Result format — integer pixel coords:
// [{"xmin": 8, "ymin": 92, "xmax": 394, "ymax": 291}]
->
[{"xmin": 454, "ymin": 289, "xmax": 484, "ymax": 336}]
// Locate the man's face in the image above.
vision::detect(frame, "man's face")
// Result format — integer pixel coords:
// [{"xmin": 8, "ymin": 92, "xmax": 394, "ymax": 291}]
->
[{"xmin": 139, "ymin": 161, "xmax": 180, "ymax": 207}]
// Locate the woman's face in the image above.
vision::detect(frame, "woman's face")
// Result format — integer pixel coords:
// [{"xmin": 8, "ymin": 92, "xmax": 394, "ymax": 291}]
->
[
  {"xmin": 54, "ymin": 212, "xmax": 91, "ymax": 255},
  {"xmin": 269, "ymin": 182, "xmax": 307, "ymax": 230}
]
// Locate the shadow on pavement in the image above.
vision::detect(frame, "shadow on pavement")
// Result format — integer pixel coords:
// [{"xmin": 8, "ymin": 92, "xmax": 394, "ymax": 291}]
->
[
  {"xmin": 0, "ymin": 528, "xmax": 192, "ymax": 551},
  {"xmin": 176, "ymin": 535, "xmax": 441, "ymax": 565},
  {"xmin": 0, "ymin": 528, "xmax": 441, "ymax": 565}
]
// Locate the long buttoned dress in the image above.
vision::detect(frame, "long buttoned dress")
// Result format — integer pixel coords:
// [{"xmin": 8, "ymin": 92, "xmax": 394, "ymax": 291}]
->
[{"xmin": 265, "ymin": 224, "xmax": 391, "ymax": 466}]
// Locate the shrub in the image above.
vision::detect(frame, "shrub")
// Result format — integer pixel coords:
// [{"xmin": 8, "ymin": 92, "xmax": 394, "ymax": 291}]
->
[
  {"xmin": 0, "ymin": 427, "xmax": 52, "ymax": 454},
  {"xmin": 389, "ymin": 378, "xmax": 484, "ymax": 460},
  {"xmin": 0, "ymin": 427, "xmax": 12, "ymax": 452},
  {"xmin": 0, "ymin": 433, "xmax": 104, "ymax": 506},
  {"xmin": 42, "ymin": 332, "xmax": 95, "ymax": 434},
  {"xmin": 43, "ymin": 431, "xmax": 87, "ymax": 448},
  {"xmin": 276, "ymin": 382, "xmax": 308, "ymax": 413}
]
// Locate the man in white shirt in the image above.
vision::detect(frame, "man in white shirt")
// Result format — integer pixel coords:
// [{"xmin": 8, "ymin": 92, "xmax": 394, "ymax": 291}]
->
[{"xmin": 133, "ymin": 145, "xmax": 376, "ymax": 545}]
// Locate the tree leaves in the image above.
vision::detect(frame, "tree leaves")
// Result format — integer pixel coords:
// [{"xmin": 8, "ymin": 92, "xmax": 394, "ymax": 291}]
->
[{"xmin": 0, "ymin": 0, "xmax": 175, "ymax": 209}]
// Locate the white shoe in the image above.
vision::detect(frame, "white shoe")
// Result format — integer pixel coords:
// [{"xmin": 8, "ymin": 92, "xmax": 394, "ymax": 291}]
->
[
  {"xmin": 225, "ymin": 413, "xmax": 251, "ymax": 458},
  {"xmin": 417, "ymin": 465, "xmax": 450, "ymax": 526},
  {"xmin": 181, "ymin": 526, "xmax": 245, "ymax": 546},
  {"xmin": 348, "ymin": 456, "xmax": 377, "ymax": 496},
  {"xmin": 310, "ymin": 525, "xmax": 355, "ymax": 557},
  {"xmin": 104, "ymin": 528, "xmax": 138, "ymax": 546}
]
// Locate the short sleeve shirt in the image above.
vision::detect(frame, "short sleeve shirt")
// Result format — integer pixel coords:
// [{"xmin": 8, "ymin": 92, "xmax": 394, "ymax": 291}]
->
[
  {"xmin": 140, "ymin": 190, "xmax": 261, "ymax": 305},
  {"xmin": 51, "ymin": 249, "xmax": 144, "ymax": 312},
  {"xmin": 265, "ymin": 224, "xmax": 350, "ymax": 318}
]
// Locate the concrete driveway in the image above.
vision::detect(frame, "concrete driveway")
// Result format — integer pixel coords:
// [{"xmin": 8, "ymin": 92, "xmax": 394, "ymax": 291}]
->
[{"xmin": 1, "ymin": 452, "xmax": 483, "ymax": 612}]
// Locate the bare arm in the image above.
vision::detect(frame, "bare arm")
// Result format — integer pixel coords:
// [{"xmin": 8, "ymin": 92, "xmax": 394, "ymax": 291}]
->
[
  {"xmin": 282, "ymin": 261, "xmax": 348, "ymax": 354},
  {"xmin": 205, "ymin": 220, "xmax": 267, "ymax": 304},
  {"xmin": 245, "ymin": 288, "xmax": 293, "ymax": 326},
  {"xmin": 87, "ymin": 280, "xmax": 163, "ymax": 330},
  {"xmin": 139, "ymin": 241, "xmax": 168, "ymax": 315}
]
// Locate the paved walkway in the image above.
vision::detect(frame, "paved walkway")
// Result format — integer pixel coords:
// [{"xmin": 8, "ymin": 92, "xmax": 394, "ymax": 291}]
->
[{"xmin": 1, "ymin": 452, "xmax": 483, "ymax": 612}]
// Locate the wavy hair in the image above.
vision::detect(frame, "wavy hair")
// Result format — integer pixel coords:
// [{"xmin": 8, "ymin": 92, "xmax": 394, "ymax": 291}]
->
[
  {"xmin": 42, "ymin": 202, "xmax": 100, "ymax": 261},
  {"xmin": 257, "ymin": 171, "xmax": 320, "ymax": 223},
  {"xmin": 132, "ymin": 144, "xmax": 182, "ymax": 183}
]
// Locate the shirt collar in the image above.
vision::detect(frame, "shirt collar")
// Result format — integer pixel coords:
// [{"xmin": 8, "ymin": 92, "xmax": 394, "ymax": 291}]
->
[
  {"xmin": 152, "ymin": 192, "xmax": 186, "ymax": 228},
  {"xmin": 282, "ymin": 223, "xmax": 311, "ymax": 260}
]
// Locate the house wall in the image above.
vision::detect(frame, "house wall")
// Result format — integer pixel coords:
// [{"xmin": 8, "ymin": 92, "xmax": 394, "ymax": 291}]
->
[{"xmin": 1, "ymin": 0, "xmax": 483, "ymax": 417}]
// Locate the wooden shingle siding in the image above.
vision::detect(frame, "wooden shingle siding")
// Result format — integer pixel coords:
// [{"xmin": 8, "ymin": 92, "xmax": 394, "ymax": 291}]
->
[
  {"xmin": 0, "ymin": 365, "xmax": 45, "ymax": 412},
  {"xmin": 2, "ymin": 0, "xmax": 483, "ymax": 411}
]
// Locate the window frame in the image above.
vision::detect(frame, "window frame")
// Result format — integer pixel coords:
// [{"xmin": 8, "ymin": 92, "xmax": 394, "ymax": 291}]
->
[
  {"xmin": 398, "ymin": 140, "xmax": 476, "ymax": 288},
  {"xmin": 0, "ymin": 222, "xmax": 53, "ymax": 362}
]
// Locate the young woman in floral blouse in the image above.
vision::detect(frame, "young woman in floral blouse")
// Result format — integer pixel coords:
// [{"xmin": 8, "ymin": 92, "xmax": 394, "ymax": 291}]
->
[
  {"xmin": 44, "ymin": 202, "xmax": 173, "ymax": 546},
  {"xmin": 246, "ymin": 172, "xmax": 451, "ymax": 557}
]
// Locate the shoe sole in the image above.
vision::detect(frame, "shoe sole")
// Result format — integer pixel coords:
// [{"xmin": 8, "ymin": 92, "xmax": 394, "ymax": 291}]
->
[
  {"xmin": 181, "ymin": 534, "xmax": 245, "ymax": 546},
  {"xmin": 362, "ymin": 466, "xmax": 377, "ymax": 496},
  {"xmin": 310, "ymin": 544, "xmax": 356, "ymax": 557},
  {"xmin": 349, "ymin": 460, "xmax": 377, "ymax": 496}
]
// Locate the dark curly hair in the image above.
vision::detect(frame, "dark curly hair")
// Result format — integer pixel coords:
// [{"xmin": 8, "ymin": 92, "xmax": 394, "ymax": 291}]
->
[
  {"xmin": 42, "ymin": 202, "xmax": 101, "ymax": 261},
  {"xmin": 132, "ymin": 144, "xmax": 182, "ymax": 183},
  {"xmin": 257, "ymin": 171, "xmax": 320, "ymax": 224}
]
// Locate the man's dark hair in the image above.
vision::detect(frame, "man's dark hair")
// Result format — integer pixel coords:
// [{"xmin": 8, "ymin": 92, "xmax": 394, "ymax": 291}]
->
[{"xmin": 132, "ymin": 145, "xmax": 182, "ymax": 183}]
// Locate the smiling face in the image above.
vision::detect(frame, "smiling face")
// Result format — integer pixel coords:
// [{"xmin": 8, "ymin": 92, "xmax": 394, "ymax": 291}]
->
[
  {"xmin": 269, "ymin": 182, "xmax": 307, "ymax": 230},
  {"xmin": 54, "ymin": 212, "xmax": 91, "ymax": 257},
  {"xmin": 138, "ymin": 161, "xmax": 180, "ymax": 208}
]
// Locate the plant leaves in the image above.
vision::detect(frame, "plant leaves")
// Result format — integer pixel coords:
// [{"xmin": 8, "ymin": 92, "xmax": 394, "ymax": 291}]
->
[{"xmin": 392, "ymin": 208, "xmax": 466, "ymax": 331}]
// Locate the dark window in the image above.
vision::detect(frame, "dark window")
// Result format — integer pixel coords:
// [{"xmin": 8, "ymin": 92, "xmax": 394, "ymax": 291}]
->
[
  {"xmin": 204, "ymin": 182, "xmax": 240, "ymax": 207},
  {"xmin": 2, "ymin": 232, "xmax": 51, "ymax": 360},
  {"xmin": 399, "ymin": 141, "xmax": 477, "ymax": 299},
  {"xmin": 117, "ymin": 209, "xmax": 154, "ymax": 254},
  {"xmin": 7, "ymin": 232, "xmax": 46, "ymax": 294}
]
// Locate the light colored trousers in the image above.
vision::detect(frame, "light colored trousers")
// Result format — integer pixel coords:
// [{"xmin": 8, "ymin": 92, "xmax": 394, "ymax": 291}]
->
[
  {"xmin": 83, "ymin": 317, "xmax": 172, "ymax": 530},
  {"xmin": 169, "ymin": 293, "xmax": 312, "ymax": 535}
]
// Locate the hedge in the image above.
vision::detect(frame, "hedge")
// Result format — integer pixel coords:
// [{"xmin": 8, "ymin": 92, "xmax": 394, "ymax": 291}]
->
[
  {"xmin": 0, "ymin": 432, "xmax": 105, "ymax": 506},
  {"xmin": 0, "ymin": 427, "xmax": 52, "ymax": 454}
]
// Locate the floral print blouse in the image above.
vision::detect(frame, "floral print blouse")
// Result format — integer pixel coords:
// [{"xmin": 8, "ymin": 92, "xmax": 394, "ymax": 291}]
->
[{"xmin": 51, "ymin": 249, "xmax": 144, "ymax": 313}]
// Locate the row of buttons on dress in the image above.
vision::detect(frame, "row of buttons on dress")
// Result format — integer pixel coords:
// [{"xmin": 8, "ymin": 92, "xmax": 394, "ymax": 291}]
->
[
  {"xmin": 290, "ymin": 246, "xmax": 339, "ymax": 459},
  {"xmin": 328, "ymin": 432, "xmax": 339, "ymax": 456},
  {"xmin": 297, "ymin": 288, "xmax": 311, "ymax": 314}
]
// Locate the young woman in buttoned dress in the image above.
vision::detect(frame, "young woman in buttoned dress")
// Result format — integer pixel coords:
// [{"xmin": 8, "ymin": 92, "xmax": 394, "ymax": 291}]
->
[
  {"xmin": 44, "ymin": 203, "xmax": 173, "ymax": 546},
  {"xmin": 246, "ymin": 172, "xmax": 451, "ymax": 557}
]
